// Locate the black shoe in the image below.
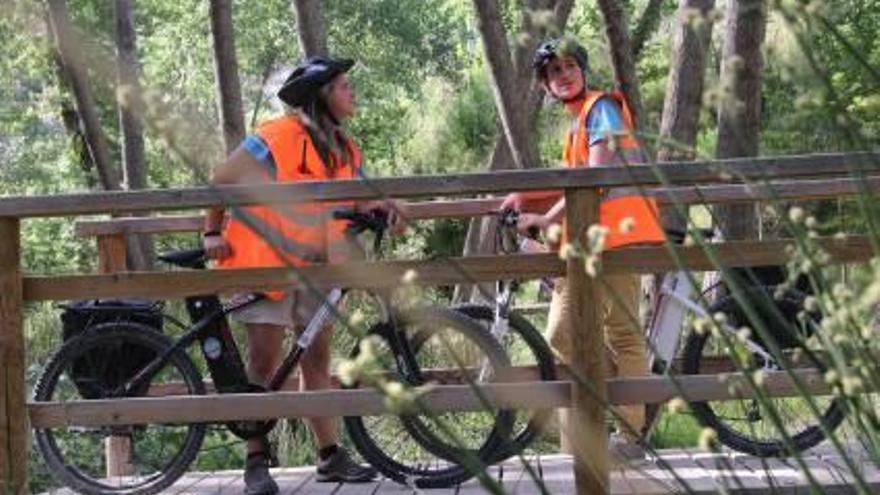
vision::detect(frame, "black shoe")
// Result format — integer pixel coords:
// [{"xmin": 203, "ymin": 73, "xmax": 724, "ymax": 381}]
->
[
  {"xmin": 316, "ymin": 448, "xmax": 378, "ymax": 483},
  {"xmin": 244, "ymin": 453, "xmax": 279, "ymax": 495}
]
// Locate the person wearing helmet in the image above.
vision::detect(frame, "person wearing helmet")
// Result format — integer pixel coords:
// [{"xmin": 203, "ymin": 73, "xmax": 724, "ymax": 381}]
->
[
  {"xmin": 203, "ymin": 56, "xmax": 402, "ymax": 493},
  {"xmin": 501, "ymin": 38, "xmax": 664, "ymax": 461}
]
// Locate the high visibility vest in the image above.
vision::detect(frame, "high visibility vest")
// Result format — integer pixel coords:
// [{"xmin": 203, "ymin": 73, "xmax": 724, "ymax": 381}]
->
[
  {"xmin": 218, "ymin": 114, "xmax": 361, "ymax": 299},
  {"xmin": 562, "ymin": 90, "xmax": 664, "ymax": 249},
  {"xmin": 522, "ymin": 91, "xmax": 665, "ymax": 250}
]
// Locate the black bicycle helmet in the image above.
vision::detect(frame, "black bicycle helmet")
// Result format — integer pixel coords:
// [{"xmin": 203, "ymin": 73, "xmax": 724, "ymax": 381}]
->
[
  {"xmin": 532, "ymin": 38, "xmax": 589, "ymax": 78},
  {"xmin": 277, "ymin": 56, "xmax": 355, "ymax": 107}
]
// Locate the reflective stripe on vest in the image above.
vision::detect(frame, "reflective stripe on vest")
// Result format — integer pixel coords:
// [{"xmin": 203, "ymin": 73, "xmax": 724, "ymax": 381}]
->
[
  {"xmin": 562, "ymin": 91, "xmax": 664, "ymax": 250},
  {"xmin": 219, "ymin": 114, "xmax": 361, "ymax": 299}
]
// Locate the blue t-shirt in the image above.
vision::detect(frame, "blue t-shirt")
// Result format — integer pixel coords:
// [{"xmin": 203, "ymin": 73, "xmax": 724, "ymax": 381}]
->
[
  {"xmin": 243, "ymin": 134, "xmax": 278, "ymax": 179},
  {"xmin": 585, "ymin": 97, "xmax": 625, "ymax": 146}
]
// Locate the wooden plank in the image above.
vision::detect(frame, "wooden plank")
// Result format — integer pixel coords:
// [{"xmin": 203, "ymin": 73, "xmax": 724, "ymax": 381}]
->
[
  {"xmin": 96, "ymin": 234, "xmax": 127, "ymax": 273},
  {"xmin": 22, "ymin": 236, "xmax": 876, "ymax": 301},
  {"xmin": 565, "ymin": 189, "xmax": 608, "ymax": 495},
  {"xmin": 2, "ymin": 153, "xmax": 878, "ymax": 218},
  {"xmin": 0, "ymin": 218, "xmax": 26, "ymax": 494},
  {"xmin": 27, "ymin": 369, "xmax": 841, "ymax": 429},
  {"xmin": 96, "ymin": 233, "xmax": 132, "ymax": 477},
  {"xmin": 70, "ymin": 175, "xmax": 880, "ymax": 238},
  {"xmin": 25, "ymin": 252, "xmax": 566, "ymax": 301},
  {"xmin": 690, "ymin": 452, "xmax": 769, "ymax": 492},
  {"xmin": 73, "ymin": 198, "xmax": 506, "ymax": 237}
]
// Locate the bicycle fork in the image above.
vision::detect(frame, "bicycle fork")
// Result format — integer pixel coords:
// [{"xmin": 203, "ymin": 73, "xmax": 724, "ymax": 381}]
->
[{"xmin": 477, "ymin": 280, "xmax": 515, "ymax": 382}]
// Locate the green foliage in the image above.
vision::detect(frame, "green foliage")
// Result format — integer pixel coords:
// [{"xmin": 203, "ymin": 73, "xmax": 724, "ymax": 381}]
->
[
  {"xmin": 396, "ymin": 66, "xmax": 498, "ymax": 176},
  {"xmin": 5, "ymin": 0, "xmax": 880, "ymax": 486}
]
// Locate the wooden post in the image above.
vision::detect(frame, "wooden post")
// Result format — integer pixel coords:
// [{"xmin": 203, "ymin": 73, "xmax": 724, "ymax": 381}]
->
[
  {"xmin": 564, "ymin": 189, "xmax": 608, "ymax": 494},
  {"xmin": 0, "ymin": 218, "xmax": 27, "ymax": 494},
  {"xmin": 97, "ymin": 234, "xmax": 134, "ymax": 477}
]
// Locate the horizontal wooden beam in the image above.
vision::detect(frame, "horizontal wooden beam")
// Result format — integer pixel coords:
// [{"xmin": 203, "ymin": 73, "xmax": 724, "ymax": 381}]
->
[
  {"xmin": 72, "ymin": 175, "xmax": 880, "ymax": 237},
  {"xmin": 22, "ymin": 236, "xmax": 874, "ymax": 301},
  {"xmin": 28, "ymin": 369, "xmax": 831, "ymax": 428},
  {"xmin": 74, "ymin": 198, "xmax": 504, "ymax": 237},
  {"xmin": 3, "ymin": 153, "xmax": 878, "ymax": 218}
]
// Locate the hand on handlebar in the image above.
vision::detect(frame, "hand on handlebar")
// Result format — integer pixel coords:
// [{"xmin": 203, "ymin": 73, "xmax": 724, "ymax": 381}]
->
[
  {"xmin": 515, "ymin": 213, "xmax": 551, "ymax": 239},
  {"xmin": 357, "ymin": 200, "xmax": 408, "ymax": 235},
  {"xmin": 499, "ymin": 192, "xmax": 524, "ymax": 213},
  {"xmin": 203, "ymin": 235, "xmax": 232, "ymax": 260}
]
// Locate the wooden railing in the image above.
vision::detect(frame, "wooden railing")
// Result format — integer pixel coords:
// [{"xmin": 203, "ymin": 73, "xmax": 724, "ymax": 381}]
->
[{"xmin": 2, "ymin": 152, "xmax": 879, "ymax": 494}]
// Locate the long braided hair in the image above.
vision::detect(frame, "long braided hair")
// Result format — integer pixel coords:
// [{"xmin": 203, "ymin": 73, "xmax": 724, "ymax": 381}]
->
[{"xmin": 295, "ymin": 78, "xmax": 354, "ymax": 175}]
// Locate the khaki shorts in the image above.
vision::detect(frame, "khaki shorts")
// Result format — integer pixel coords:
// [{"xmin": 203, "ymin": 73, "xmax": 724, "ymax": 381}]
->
[{"xmin": 230, "ymin": 289, "xmax": 332, "ymax": 328}]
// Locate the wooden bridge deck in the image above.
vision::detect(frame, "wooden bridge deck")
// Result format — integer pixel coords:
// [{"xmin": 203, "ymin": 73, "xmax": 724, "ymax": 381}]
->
[{"xmin": 42, "ymin": 445, "xmax": 880, "ymax": 494}]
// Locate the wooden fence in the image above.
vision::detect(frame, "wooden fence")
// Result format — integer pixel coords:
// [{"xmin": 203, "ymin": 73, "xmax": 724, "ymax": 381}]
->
[{"xmin": 1, "ymin": 152, "xmax": 879, "ymax": 494}]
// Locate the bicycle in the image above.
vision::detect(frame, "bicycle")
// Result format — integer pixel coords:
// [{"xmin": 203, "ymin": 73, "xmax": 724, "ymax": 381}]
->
[
  {"xmin": 451, "ymin": 209, "xmax": 557, "ymax": 461},
  {"xmin": 647, "ymin": 245, "xmax": 845, "ymax": 456},
  {"xmin": 341, "ymin": 209, "xmax": 557, "ymax": 483},
  {"xmin": 33, "ymin": 209, "xmax": 514, "ymax": 494},
  {"xmin": 482, "ymin": 210, "xmax": 844, "ymax": 457}
]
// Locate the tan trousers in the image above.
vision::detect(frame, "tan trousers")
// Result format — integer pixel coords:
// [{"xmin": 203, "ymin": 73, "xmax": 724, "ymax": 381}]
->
[{"xmin": 547, "ymin": 274, "xmax": 648, "ymax": 441}]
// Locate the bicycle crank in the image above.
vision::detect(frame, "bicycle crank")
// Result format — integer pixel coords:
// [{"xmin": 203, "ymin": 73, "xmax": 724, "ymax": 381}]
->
[{"xmin": 226, "ymin": 383, "xmax": 278, "ymax": 439}]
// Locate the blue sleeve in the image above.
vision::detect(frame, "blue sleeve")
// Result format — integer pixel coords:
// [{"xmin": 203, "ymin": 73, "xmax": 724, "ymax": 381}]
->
[
  {"xmin": 242, "ymin": 134, "xmax": 278, "ymax": 179},
  {"xmin": 586, "ymin": 98, "xmax": 626, "ymax": 147}
]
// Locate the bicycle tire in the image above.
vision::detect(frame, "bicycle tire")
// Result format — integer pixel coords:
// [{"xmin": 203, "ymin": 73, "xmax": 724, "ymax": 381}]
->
[
  {"xmin": 343, "ymin": 308, "xmax": 513, "ymax": 488},
  {"xmin": 452, "ymin": 303, "xmax": 556, "ymax": 461},
  {"xmin": 34, "ymin": 322, "xmax": 207, "ymax": 495},
  {"xmin": 683, "ymin": 286, "xmax": 846, "ymax": 457}
]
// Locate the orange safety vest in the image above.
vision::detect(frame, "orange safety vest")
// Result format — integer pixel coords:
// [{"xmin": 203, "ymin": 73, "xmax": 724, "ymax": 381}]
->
[
  {"xmin": 524, "ymin": 91, "xmax": 664, "ymax": 250},
  {"xmin": 218, "ymin": 114, "xmax": 361, "ymax": 299}
]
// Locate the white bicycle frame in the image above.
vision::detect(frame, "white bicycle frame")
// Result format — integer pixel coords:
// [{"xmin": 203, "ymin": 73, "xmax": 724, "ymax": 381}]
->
[{"xmin": 645, "ymin": 271, "xmax": 776, "ymax": 375}]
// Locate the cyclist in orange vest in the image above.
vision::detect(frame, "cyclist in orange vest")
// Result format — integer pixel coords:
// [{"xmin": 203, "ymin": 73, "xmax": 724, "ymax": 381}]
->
[
  {"xmin": 501, "ymin": 38, "xmax": 665, "ymax": 461},
  {"xmin": 203, "ymin": 56, "xmax": 403, "ymax": 493}
]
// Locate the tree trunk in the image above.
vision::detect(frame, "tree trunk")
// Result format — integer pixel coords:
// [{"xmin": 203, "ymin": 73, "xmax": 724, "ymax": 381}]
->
[
  {"xmin": 115, "ymin": 0, "xmax": 153, "ymax": 270},
  {"xmin": 47, "ymin": 0, "xmax": 121, "ymax": 191},
  {"xmin": 209, "ymin": 0, "xmax": 247, "ymax": 153},
  {"xmin": 631, "ymin": 0, "xmax": 667, "ymax": 60},
  {"xmin": 455, "ymin": 0, "xmax": 575, "ymax": 303},
  {"xmin": 291, "ymin": 0, "xmax": 327, "ymax": 58},
  {"xmin": 472, "ymin": 0, "xmax": 540, "ymax": 171},
  {"xmin": 714, "ymin": 0, "xmax": 766, "ymax": 240},
  {"xmin": 657, "ymin": 0, "xmax": 717, "ymax": 233},
  {"xmin": 596, "ymin": 0, "xmax": 646, "ymax": 131}
]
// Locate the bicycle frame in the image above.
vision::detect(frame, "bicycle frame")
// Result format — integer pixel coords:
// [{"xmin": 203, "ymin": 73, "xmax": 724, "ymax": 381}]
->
[
  {"xmin": 263, "ymin": 287, "xmax": 423, "ymax": 391},
  {"xmin": 645, "ymin": 271, "xmax": 777, "ymax": 375},
  {"xmin": 122, "ymin": 292, "xmax": 266, "ymax": 396}
]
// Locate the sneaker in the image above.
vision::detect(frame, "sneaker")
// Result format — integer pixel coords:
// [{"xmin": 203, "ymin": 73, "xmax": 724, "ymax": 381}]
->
[
  {"xmin": 244, "ymin": 453, "xmax": 279, "ymax": 495},
  {"xmin": 316, "ymin": 447, "xmax": 378, "ymax": 483},
  {"xmin": 609, "ymin": 432, "xmax": 647, "ymax": 462}
]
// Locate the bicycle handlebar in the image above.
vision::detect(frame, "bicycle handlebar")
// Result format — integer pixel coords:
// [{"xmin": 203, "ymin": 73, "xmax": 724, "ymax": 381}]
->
[
  {"xmin": 493, "ymin": 208, "xmax": 540, "ymax": 241},
  {"xmin": 332, "ymin": 207, "xmax": 389, "ymax": 235}
]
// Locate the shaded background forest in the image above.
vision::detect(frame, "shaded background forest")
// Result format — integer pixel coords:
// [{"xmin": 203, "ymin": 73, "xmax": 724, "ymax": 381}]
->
[{"xmin": 3, "ymin": 0, "xmax": 878, "ymax": 275}]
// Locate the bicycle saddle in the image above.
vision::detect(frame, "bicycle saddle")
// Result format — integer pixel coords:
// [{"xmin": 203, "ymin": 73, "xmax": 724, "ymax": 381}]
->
[{"xmin": 158, "ymin": 248, "xmax": 207, "ymax": 269}]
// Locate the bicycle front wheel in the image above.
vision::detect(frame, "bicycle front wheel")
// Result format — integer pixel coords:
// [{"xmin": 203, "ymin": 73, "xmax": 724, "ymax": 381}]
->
[
  {"xmin": 344, "ymin": 308, "xmax": 513, "ymax": 488},
  {"xmin": 34, "ymin": 322, "xmax": 207, "ymax": 495},
  {"xmin": 453, "ymin": 304, "xmax": 556, "ymax": 461},
  {"xmin": 683, "ymin": 287, "xmax": 845, "ymax": 456}
]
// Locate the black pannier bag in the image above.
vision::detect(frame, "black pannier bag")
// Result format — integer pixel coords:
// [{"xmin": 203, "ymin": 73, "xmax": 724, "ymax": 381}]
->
[{"xmin": 60, "ymin": 299, "xmax": 164, "ymax": 399}]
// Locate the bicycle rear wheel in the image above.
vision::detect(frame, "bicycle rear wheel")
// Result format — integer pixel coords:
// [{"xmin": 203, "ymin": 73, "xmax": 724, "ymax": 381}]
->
[
  {"xmin": 452, "ymin": 304, "xmax": 556, "ymax": 461},
  {"xmin": 344, "ymin": 308, "xmax": 513, "ymax": 488},
  {"xmin": 683, "ymin": 287, "xmax": 845, "ymax": 456},
  {"xmin": 34, "ymin": 322, "xmax": 206, "ymax": 495}
]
